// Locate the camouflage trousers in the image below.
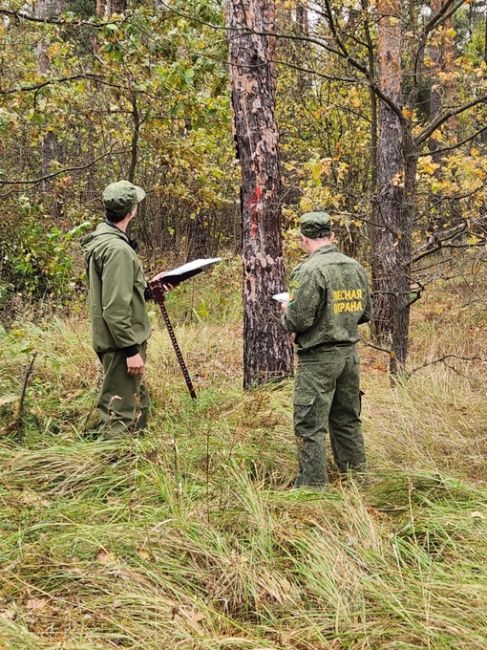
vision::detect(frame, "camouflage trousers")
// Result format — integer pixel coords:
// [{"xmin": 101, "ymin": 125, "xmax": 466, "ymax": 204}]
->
[
  {"xmin": 97, "ymin": 342, "xmax": 150, "ymax": 438},
  {"xmin": 293, "ymin": 344, "xmax": 366, "ymax": 487}
]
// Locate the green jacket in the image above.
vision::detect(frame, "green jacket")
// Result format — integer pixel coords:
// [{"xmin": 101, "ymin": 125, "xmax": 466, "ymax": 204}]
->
[
  {"xmin": 282, "ymin": 245, "xmax": 371, "ymax": 352},
  {"xmin": 82, "ymin": 223, "xmax": 151, "ymax": 355}
]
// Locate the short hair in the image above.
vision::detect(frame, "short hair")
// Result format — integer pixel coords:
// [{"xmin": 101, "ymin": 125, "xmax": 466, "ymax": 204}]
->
[{"xmin": 105, "ymin": 207, "xmax": 132, "ymax": 223}]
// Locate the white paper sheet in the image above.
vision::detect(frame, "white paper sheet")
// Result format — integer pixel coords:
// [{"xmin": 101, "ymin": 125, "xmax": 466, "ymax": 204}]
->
[
  {"xmin": 151, "ymin": 258, "xmax": 222, "ymax": 282},
  {"xmin": 272, "ymin": 292, "xmax": 289, "ymax": 303}
]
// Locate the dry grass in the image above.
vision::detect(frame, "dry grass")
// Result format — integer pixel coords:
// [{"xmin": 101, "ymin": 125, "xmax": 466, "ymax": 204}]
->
[{"xmin": 0, "ymin": 270, "xmax": 486, "ymax": 649}]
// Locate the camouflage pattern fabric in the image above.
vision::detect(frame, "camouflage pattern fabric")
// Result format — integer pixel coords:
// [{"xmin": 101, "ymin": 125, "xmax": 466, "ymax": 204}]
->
[
  {"xmin": 283, "ymin": 243, "xmax": 371, "ymax": 488},
  {"xmin": 293, "ymin": 345, "xmax": 365, "ymax": 487},
  {"xmin": 282, "ymin": 245, "xmax": 371, "ymax": 352}
]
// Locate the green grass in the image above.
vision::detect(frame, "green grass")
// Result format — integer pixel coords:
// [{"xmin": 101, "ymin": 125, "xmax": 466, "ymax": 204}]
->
[{"xmin": 1, "ymin": 278, "xmax": 486, "ymax": 649}]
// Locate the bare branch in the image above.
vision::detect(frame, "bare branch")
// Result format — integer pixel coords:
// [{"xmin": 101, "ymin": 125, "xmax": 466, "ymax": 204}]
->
[
  {"xmin": 415, "ymin": 95, "xmax": 487, "ymax": 146},
  {"xmin": 0, "ymin": 73, "xmax": 170, "ymax": 100},
  {"xmin": 417, "ymin": 128, "xmax": 487, "ymax": 157},
  {"xmin": 0, "ymin": 8, "xmax": 130, "ymax": 29},
  {"xmin": 321, "ymin": 0, "xmax": 405, "ymax": 122},
  {"xmin": 0, "ymin": 148, "xmax": 129, "ymax": 188},
  {"xmin": 410, "ymin": 215, "xmax": 487, "ymax": 265},
  {"xmin": 271, "ymin": 59, "xmax": 360, "ymax": 85},
  {"xmin": 424, "ymin": 0, "xmax": 466, "ymax": 35}
]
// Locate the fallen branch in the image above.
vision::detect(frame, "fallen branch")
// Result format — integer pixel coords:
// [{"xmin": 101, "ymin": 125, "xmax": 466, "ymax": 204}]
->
[
  {"xmin": 409, "ymin": 354, "xmax": 486, "ymax": 376},
  {"xmin": 5, "ymin": 352, "xmax": 39, "ymax": 440},
  {"xmin": 362, "ymin": 341, "xmax": 392, "ymax": 355}
]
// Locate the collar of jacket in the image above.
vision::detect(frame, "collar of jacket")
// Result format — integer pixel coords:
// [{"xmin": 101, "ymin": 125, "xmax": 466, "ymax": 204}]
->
[
  {"xmin": 104, "ymin": 219, "xmax": 129, "ymax": 239},
  {"xmin": 309, "ymin": 244, "xmax": 337, "ymax": 259},
  {"xmin": 103, "ymin": 220, "xmax": 138, "ymax": 250}
]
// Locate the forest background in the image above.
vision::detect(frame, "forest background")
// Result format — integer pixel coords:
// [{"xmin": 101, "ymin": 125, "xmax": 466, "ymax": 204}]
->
[{"xmin": 0, "ymin": 0, "xmax": 487, "ymax": 648}]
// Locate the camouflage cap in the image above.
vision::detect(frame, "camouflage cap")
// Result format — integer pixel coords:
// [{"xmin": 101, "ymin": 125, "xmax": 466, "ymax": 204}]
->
[
  {"xmin": 300, "ymin": 211, "xmax": 332, "ymax": 239},
  {"xmin": 102, "ymin": 180, "xmax": 146, "ymax": 218}
]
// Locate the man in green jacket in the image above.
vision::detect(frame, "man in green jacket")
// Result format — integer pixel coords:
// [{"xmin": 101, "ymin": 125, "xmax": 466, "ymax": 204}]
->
[
  {"xmin": 282, "ymin": 211, "xmax": 372, "ymax": 488},
  {"xmin": 83, "ymin": 180, "xmax": 152, "ymax": 437}
]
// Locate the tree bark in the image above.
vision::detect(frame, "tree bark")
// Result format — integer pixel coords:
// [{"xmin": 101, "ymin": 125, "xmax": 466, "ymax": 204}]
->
[
  {"xmin": 372, "ymin": 0, "xmax": 414, "ymax": 374},
  {"xmin": 128, "ymin": 91, "xmax": 140, "ymax": 183},
  {"xmin": 96, "ymin": 0, "xmax": 127, "ymax": 18},
  {"xmin": 34, "ymin": 0, "xmax": 62, "ymax": 192},
  {"xmin": 226, "ymin": 0, "xmax": 293, "ymax": 388},
  {"xmin": 429, "ymin": 0, "xmax": 457, "ymax": 153}
]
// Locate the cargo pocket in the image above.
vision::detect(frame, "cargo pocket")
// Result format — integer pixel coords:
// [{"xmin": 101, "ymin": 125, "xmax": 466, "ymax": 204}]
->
[{"xmin": 293, "ymin": 395, "xmax": 319, "ymax": 442}]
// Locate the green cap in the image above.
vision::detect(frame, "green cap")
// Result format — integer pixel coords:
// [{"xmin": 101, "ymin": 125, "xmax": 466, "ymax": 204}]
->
[
  {"xmin": 102, "ymin": 180, "xmax": 146, "ymax": 218},
  {"xmin": 300, "ymin": 211, "xmax": 332, "ymax": 239}
]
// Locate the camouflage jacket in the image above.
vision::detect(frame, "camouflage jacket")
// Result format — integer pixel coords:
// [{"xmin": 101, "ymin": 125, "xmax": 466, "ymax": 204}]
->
[
  {"xmin": 282, "ymin": 245, "xmax": 371, "ymax": 352},
  {"xmin": 82, "ymin": 223, "xmax": 151, "ymax": 355}
]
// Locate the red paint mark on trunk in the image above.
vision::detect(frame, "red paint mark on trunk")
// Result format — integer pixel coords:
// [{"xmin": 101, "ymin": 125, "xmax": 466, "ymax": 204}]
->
[{"xmin": 248, "ymin": 186, "xmax": 262, "ymax": 239}]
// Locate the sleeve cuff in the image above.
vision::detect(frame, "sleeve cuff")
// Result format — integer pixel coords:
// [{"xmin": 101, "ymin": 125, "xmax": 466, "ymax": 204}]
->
[{"xmin": 122, "ymin": 345, "xmax": 138, "ymax": 358}]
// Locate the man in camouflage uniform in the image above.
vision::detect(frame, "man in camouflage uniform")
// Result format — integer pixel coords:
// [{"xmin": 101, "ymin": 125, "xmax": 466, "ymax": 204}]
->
[
  {"xmin": 282, "ymin": 211, "xmax": 372, "ymax": 488},
  {"xmin": 83, "ymin": 180, "xmax": 152, "ymax": 437}
]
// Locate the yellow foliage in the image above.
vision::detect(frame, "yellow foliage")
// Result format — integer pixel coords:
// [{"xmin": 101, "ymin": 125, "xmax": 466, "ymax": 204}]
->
[
  {"xmin": 47, "ymin": 43, "xmax": 61, "ymax": 58},
  {"xmin": 349, "ymin": 89, "xmax": 361, "ymax": 109},
  {"xmin": 300, "ymin": 197, "xmax": 314, "ymax": 212},
  {"xmin": 418, "ymin": 157, "xmax": 440, "ymax": 176}
]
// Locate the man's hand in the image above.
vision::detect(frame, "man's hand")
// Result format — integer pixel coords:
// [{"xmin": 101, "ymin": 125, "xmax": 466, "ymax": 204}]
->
[
  {"xmin": 127, "ymin": 353, "xmax": 145, "ymax": 375},
  {"xmin": 162, "ymin": 282, "xmax": 174, "ymax": 293},
  {"xmin": 281, "ymin": 301, "xmax": 289, "ymax": 313}
]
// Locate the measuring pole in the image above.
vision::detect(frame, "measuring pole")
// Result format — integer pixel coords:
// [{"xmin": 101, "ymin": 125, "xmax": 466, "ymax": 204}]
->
[{"xmin": 148, "ymin": 279, "xmax": 197, "ymax": 400}]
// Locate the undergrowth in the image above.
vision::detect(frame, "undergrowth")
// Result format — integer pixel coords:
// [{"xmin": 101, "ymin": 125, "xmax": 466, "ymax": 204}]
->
[{"xmin": 0, "ymin": 273, "xmax": 486, "ymax": 649}]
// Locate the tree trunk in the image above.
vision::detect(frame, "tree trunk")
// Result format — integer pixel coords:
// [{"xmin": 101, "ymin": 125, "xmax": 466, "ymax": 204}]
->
[
  {"xmin": 372, "ymin": 0, "xmax": 414, "ymax": 374},
  {"xmin": 226, "ymin": 0, "xmax": 293, "ymax": 388},
  {"xmin": 96, "ymin": 0, "xmax": 127, "ymax": 18},
  {"xmin": 128, "ymin": 91, "xmax": 140, "ymax": 183},
  {"xmin": 34, "ymin": 0, "xmax": 62, "ymax": 188},
  {"xmin": 361, "ymin": 0, "xmax": 378, "ymax": 268},
  {"xmin": 482, "ymin": 8, "xmax": 487, "ymax": 145},
  {"xmin": 186, "ymin": 214, "xmax": 207, "ymax": 261},
  {"xmin": 429, "ymin": 0, "xmax": 457, "ymax": 153}
]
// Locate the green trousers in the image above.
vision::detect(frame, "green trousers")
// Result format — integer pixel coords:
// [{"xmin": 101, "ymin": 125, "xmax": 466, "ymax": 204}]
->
[
  {"xmin": 293, "ymin": 345, "xmax": 366, "ymax": 487},
  {"xmin": 97, "ymin": 342, "xmax": 150, "ymax": 438}
]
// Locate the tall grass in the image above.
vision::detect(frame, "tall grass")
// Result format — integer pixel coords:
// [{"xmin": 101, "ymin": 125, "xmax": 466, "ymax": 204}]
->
[{"xmin": 0, "ymin": 275, "xmax": 486, "ymax": 649}]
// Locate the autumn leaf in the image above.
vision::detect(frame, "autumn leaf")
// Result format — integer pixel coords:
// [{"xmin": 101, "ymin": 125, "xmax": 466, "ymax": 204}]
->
[
  {"xmin": 96, "ymin": 549, "xmax": 116, "ymax": 564},
  {"xmin": 26, "ymin": 598, "xmax": 47, "ymax": 611},
  {"xmin": 471, "ymin": 512, "xmax": 485, "ymax": 519}
]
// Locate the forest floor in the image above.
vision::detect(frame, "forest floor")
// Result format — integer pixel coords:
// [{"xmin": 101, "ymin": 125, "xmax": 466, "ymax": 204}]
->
[{"xmin": 1, "ymin": 261, "xmax": 486, "ymax": 649}]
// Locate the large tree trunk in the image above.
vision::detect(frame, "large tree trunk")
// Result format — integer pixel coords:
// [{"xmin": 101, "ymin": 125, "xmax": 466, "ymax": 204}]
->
[
  {"xmin": 483, "ymin": 10, "xmax": 487, "ymax": 145},
  {"xmin": 372, "ymin": 0, "xmax": 414, "ymax": 374},
  {"xmin": 226, "ymin": 0, "xmax": 293, "ymax": 388}
]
